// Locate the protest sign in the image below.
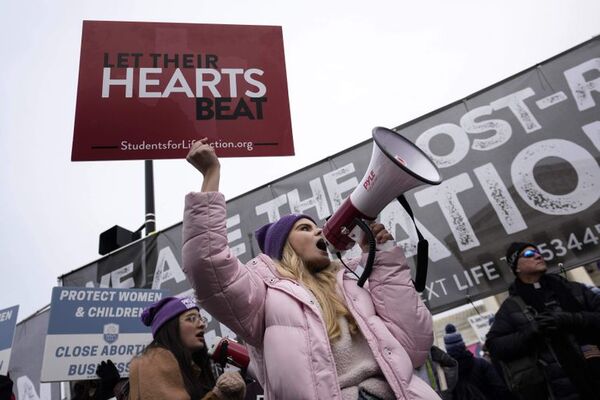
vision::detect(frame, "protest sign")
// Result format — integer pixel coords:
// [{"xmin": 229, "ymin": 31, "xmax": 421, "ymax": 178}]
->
[
  {"xmin": 467, "ymin": 312, "xmax": 495, "ymax": 343},
  {"xmin": 41, "ymin": 287, "xmax": 165, "ymax": 381},
  {"xmin": 0, "ymin": 305, "xmax": 19, "ymax": 375},
  {"xmin": 71, "ymin": 21, "xmax": 293, "ymax": 161}
]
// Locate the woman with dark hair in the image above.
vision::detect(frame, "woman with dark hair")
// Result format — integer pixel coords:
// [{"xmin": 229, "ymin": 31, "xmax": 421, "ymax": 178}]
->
[{"xmin": 128, "ymin": 296, "xmax": 246, "ymax": 400}]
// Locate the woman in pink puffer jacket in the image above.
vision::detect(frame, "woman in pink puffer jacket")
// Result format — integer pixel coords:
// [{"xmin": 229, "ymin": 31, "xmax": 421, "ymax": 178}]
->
[{"xmin": 182, "ymin": 138, "xmax": 440, "ymax": 400}]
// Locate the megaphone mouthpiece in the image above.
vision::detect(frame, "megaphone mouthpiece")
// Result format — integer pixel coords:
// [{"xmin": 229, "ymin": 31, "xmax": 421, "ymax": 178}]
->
[
  {"xmin": 209, "ymin": 336, "xmax": 250, "ymax": 370},
  {"xmin": 322, "ymin": 198, "xmax": 371, "ymax": 251}
]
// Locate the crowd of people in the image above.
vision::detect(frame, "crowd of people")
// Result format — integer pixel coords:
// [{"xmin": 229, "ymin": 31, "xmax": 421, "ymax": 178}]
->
[
  {"xmin": 180, "ymin": 138, "xmax": 600, "ymax": 399},
  {"xmin": 2, "ymin": 139, "xmax": 599, "ymax": 399}
]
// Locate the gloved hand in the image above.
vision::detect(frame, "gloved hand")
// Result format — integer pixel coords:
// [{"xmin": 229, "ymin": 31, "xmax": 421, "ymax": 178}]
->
[
  {"xmin": 520, "ymin": 318, "xmax": 542, "ymax": 340},
  {"xmin": 212, "ymin": 371, "xmax": 246, "ymax": 400},
  {"xmin": 535, "ymin": 311, "xmax": 584, "ymax": 333},
  {"xmin": 96, "ymin": 359, "xmax": 121, "ymax": 400},
  {"xmin": 552, "ymin": 311, "xmax": 584, "ymax": 330},
  {"xmin": 534, "ymin": 312, "xmax": 559, "ymax": 333},
  {"xmin": 0, "ymin": 373, "xmax": 14, "ymax": 400}
]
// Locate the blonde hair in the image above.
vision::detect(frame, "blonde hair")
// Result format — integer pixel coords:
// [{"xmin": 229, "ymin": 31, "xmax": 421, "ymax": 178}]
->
[{"xmin": 275, "ymin": 242, "xmax": 357, "ymax": 340}]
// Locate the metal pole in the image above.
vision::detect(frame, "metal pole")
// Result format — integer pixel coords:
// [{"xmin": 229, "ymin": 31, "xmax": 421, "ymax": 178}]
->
[
  {"xmin": 141, "ymin": 160, "xmax": 156, "ymax": 288},
  {"xmin": 144, "ymin": 160, "xmax": 156, "ymax": 235}
]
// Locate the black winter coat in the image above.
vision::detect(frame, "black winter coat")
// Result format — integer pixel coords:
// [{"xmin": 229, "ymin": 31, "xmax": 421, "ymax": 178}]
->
[
  {"xmin": 451, "ymin": 348, "xmax": 513, "ymax": 400},
  {"xmin": 486, "ymin": 274, "xmax": 600, "ymax": 400}
]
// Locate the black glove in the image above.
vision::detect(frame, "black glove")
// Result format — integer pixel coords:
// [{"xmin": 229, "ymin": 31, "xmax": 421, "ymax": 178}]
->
[
  {"xmin": 534, "ymin": 312, "xmax": 559, "ymax": 333},
  {"xmin": 520, "ymin": 319, "xmax": 542, "ymax": 340},
  {"xmin": 0, "ymin": 374, "xmax": 14, "ymax": 400},
  {"xmin": 96, "ymin": 360, "xmax": 120, "ymax": 400},
  {"xmin": 535, "ymin": 311, "xmax": 584, "ymax": 333},
  {"xmin": 552, "ymin": 311, "xmax": 584, "ymax": 330}
]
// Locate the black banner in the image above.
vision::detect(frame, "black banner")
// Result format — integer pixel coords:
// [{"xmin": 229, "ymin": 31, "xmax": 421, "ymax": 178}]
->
[{"xmin": 61, "ymin": 37, "xmax": 600, "ymax": 319}]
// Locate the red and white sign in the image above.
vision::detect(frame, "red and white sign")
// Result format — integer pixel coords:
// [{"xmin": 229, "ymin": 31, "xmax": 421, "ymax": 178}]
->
[{"xmin": 71, "ymin": 21, "xmax": 294, "ymax": 161}]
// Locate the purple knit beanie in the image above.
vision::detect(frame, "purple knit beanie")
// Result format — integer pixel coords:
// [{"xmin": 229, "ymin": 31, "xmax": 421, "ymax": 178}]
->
[
  {"xmin": 141, "ymin": 296, "xmax": 199, "ymax": 337},
  {"xmin": 255, "ymin": 214, "xmax": 316, "ymax": 260}
]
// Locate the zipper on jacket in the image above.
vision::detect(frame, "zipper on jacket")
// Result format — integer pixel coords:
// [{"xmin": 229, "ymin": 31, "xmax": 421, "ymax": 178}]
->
[{"xmin": 338, "ymin": 270, "xmax": 409, "ymax": 399}]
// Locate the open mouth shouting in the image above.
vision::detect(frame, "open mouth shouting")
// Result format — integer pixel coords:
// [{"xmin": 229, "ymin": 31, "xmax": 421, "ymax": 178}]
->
[{"xmin": 316, "ymin": 238, "xmax": 328, "ymax": 252}]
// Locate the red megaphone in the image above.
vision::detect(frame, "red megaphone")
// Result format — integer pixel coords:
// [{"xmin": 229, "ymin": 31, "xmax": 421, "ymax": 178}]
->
[{"xmin": 208, "ymin": 336, "xmax": 250, "ymax": 370}]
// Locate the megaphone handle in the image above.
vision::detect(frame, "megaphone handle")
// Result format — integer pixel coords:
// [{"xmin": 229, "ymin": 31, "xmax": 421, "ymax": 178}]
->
[
  {"xmin": 218, "ymin": 340, "xmax": 229, "ymax": 368},
  {"xmin": 356, "ymin": 218, "xmax": 376, "ymax": 287},
  {"xmin": 397, "ymin": 195, "xmax": 428, "ymax": 293}
]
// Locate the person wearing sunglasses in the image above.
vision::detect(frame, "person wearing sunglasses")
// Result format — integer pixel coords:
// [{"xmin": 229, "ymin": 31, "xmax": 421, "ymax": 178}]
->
[{"xmin": 485, "ymin": 242, "xmax": 600, "ymax": 400}]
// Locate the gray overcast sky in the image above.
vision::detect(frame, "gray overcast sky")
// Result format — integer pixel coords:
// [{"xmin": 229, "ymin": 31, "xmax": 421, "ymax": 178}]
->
[{"xmin": 1, "ymin": 0, "xmax": 599, "ymax": 321}]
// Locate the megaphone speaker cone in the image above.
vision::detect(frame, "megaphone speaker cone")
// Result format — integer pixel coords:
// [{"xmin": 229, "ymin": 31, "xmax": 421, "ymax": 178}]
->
[
  {"xmin": 372, "ymin": 127, "xmax": 442, "ymax": 186},
  {"xmin": 322, "ymin": 127, "xmax": 441, "ymax": 252}
]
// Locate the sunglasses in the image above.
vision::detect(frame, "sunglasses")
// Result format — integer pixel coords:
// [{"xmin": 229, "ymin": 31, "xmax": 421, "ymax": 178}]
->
[{"xmin": 520, "ymin": 249, "xmax": 540, "ymax": 258}]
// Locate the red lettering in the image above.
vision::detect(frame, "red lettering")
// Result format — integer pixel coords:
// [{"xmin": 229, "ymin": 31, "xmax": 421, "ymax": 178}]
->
[{"xmin": 363, "ymin": 170, "xmax": 376, "ymax": 190}]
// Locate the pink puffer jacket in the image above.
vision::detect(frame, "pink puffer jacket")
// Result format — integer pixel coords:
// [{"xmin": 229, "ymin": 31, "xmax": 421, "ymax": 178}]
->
[{"xmin": 182, "ymin": 192, "xmax": 440, "ymax": 400}]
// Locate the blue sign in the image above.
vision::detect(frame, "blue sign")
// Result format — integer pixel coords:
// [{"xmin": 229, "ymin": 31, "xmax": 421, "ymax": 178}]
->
[
  {"xmin": 41, "ymin": 287, "xmax": 166, "ymax": 382},
  {"xmin": 0, "ymin": 305, "xmax": 19, "ymax": 375}
]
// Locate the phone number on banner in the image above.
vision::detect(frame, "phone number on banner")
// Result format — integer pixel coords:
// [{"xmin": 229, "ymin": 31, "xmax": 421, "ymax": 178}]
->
[{"xmin": 535, "ymin": 224, "xmax": 600, "ymax": 262}]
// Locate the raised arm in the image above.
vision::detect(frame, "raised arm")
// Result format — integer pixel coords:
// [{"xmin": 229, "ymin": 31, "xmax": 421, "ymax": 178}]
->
[{"xmin": 182, "ymin": 142, "xmax": 267, "ymax": 346}]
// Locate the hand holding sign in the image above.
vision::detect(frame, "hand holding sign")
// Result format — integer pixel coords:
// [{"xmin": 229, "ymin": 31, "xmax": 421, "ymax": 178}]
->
[{"xmin": 96, "ymin": 359, "xmax": 121, "ymax": 400}]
